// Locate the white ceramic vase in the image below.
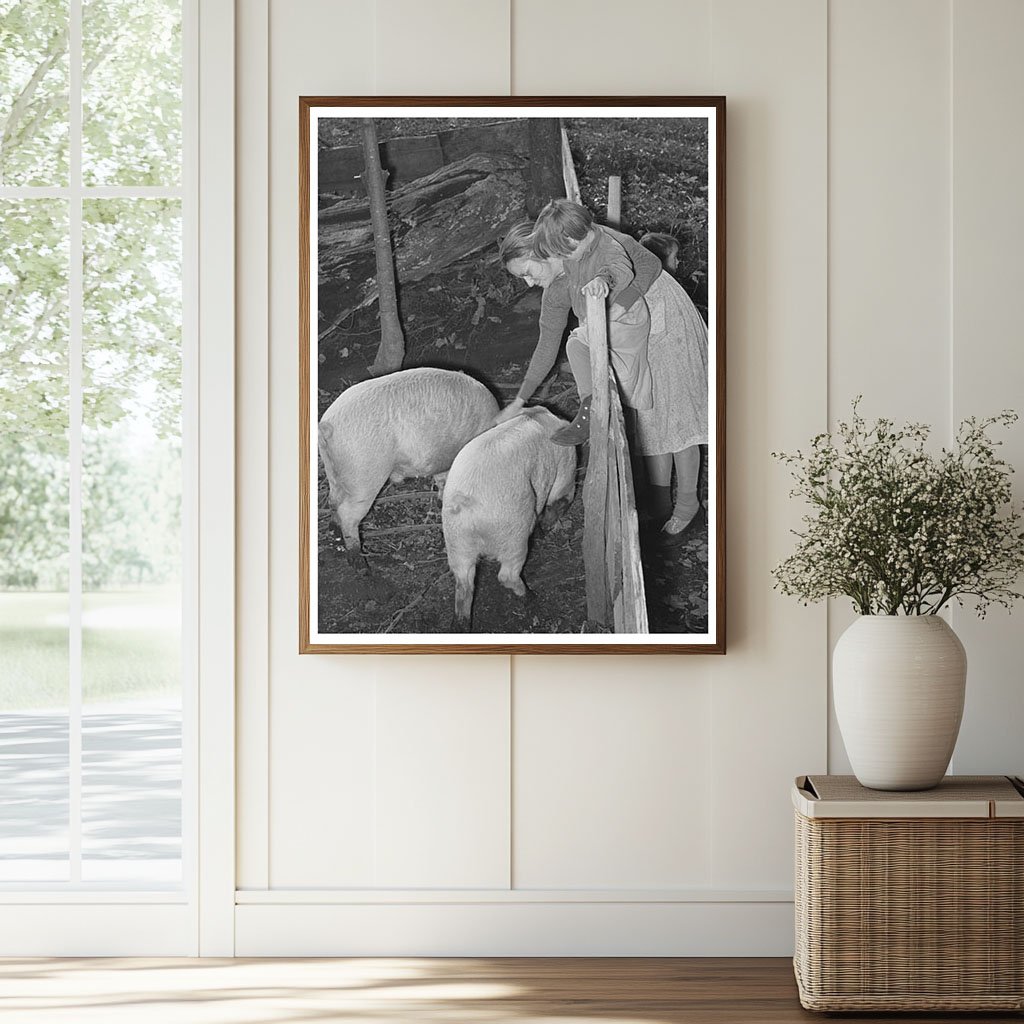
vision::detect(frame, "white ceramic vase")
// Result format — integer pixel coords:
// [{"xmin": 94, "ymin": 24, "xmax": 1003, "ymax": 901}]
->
[{"xmin": 833, "ymin": 615, "xmax": 967, "ymax": 791}]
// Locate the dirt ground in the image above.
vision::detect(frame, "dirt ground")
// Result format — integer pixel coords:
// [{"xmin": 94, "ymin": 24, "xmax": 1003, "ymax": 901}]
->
[{"xmin": 316, "ymin": 272, "xmax": 710, "ymax": 637}]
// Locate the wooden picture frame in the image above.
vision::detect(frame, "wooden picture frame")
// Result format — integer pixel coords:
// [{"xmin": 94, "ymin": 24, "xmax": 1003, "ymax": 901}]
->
[{"xmin": 300, "ymin": 97, "xmax": 725, "ymax": 653}]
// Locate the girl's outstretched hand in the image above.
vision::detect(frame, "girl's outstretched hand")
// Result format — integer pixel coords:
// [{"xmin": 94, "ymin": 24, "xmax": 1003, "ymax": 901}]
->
[
  {"xmin": 492, "ymin": 399, "xmax": 525, "ymax": 426},
  {"xmin": 582, "ymin": 277, "xmax": 610, "ymax": 298}
]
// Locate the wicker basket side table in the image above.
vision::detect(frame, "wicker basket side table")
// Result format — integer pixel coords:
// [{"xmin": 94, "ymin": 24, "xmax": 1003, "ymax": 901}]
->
[{"xmin": 793, "ymin": 774, "xmax": 1024, "ymax": 1012}]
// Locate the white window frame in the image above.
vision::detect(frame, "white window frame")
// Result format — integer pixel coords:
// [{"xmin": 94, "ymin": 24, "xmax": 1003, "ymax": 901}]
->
[
  {"xmin": 195, "ymin": 0, "xmax": 236, "ymax": 958},
  {"xmin": 0, "ymin": 0, "xmax": 234, "ymax": 956}
]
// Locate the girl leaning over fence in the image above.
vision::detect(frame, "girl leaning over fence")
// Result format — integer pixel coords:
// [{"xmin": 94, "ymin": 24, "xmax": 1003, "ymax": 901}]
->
[
  {"xmin": 495, "ymin": 213, "xmax": 708, "ymax": 544},
  {"xmin": 494, "ymin": 200, "xmax": 653, "ymax": 445}
]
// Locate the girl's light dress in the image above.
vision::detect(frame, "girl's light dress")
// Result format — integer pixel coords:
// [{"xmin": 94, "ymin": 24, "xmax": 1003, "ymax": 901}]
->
[{"xmin": 633, "ymin": 270, "xmax": 709, "ymax": 455}]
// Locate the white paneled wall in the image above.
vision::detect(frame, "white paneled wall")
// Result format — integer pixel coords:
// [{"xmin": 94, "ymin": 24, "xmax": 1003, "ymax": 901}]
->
[
  {"xmin": 510, "ymin": 0, "xmax": 712, "ymax": 94},
  {"xmin": 948, "ymin": 0, "xmax": 1024, "ymax": 777},
  {"xmin": 261, "ymin": 0, "xmax": 375, "ymax": 891},
  {"xmin": 372, "ymin": 658, "xmax": 510, "ymax": 888},
  {"xmin": 829, "ymin": 0, "xmax": 951, "ymax": 426},
  {"xmin": 705, "ymin": 0, "xmax": 828, "ymax": 889},
  {"xmin": 513, "ymin": 658, "xmax": 713, "ymax": 889},
  {"xmin": 826, "ymin": 0, "xmax": 954, "ymax": 772},
  {"xmin": 234, "ymin": 0, "xmax": 1024, "ymax": 954},
  {"xmin": 270, "ymin": 663, "xmax": 378, "ymax": 885},
  {"xmin": 375, "ymin": 0, "xmax": 510, "ymax": 94}
]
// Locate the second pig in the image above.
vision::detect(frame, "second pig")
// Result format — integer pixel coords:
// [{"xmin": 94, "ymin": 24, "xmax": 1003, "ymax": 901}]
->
[{"xmin": 441, "ymin": 407, "xmax": 577, "ymax": 628}]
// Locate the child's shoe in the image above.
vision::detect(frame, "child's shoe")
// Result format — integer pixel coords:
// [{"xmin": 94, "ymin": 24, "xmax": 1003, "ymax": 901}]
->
[
  {"xmin": 659, "ymin": 501, "xmax": 703, "ymax": 548},
  {"xmin": 551, "ymin": 395, "xmax": 593, "ymax": 446}
]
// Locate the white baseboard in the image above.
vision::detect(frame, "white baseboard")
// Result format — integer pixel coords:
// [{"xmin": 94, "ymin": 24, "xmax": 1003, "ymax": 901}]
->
[
  {"xmin": 235, "ymin": 899, "xmax": 795, "ymax": 956},
  {"xmin": 0, "ymin": 904, "xmax": 196, "ymax": 956}
]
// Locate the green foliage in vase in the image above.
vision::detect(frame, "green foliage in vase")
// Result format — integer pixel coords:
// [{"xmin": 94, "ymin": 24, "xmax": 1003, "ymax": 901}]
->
[{"xmin": 772, "ymin": 400, "xmax": 1024, "ymax": 617}]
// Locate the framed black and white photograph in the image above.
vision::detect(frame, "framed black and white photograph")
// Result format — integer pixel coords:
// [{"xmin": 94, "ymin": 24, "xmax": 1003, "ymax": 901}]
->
[{"xmin": 299, "ymin": 98, "xmax": 725, "ymax": 653}]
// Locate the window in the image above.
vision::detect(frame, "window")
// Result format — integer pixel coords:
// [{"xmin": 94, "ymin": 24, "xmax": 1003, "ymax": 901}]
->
[{"xmin": 0, "ymin": 0, "xmax": 192, "ymax": 890}]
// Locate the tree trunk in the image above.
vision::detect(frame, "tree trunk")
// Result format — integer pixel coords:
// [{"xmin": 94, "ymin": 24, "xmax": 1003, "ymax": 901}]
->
[
  {"xmin": 525, "ymin": 118, "xmax": 565, "ymax": 218},
  {"xmin": 361, "ymin": 118, "xmax": 405, "ymax": 375}
]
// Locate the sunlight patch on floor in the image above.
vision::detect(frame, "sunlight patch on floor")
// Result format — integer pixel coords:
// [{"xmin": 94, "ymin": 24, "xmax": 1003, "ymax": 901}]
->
[{"xmin": 0, "ymin": 958, "xmax": 684, "ymax": 1024}]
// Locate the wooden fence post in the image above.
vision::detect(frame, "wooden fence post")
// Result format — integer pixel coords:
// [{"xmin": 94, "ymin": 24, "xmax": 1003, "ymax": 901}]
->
[
  {"xmin": 560, "ymin": 122, "xmax": 582, "ymax": 205},
  {"xmin": 581, "ymin": 294, "xmax": 612, "ymax": 624},
  {"xmin": 580, "ymin": 293, "xmax": 648, "ymax": 632},
  {"xmin": 607, "ymin": 175, "xmax": 621, "ymax": 228},
  {"xmin": 560, "ymin": 132, "xmax": 647, "ymax": 633}
]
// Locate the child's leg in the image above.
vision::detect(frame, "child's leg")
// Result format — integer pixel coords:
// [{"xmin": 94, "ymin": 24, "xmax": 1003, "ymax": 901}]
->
[
  {"xmin": 569, "ymin": 318, "xmax": 653, "ymax": 408},
  {"xmin": 565, "ymin": 327, "xmax": 593, "ymax": 398},
  {"xmin": 551, "ymin": 328, "xmax": 594, "ymax": 446},
  {"xmin": 606, "ymin": 314, "xmax": 653, "ymax": 411},
  {"xmin": 644, "ymin": 453, "xmax": 673, "ymax": 523},
  {"xmin": 663, "ymin": 445, "xmax": 701, "ymax": 538},
  {"xmin": 553, "ymin": 316, "xmax": 652, "ymax": 446}
]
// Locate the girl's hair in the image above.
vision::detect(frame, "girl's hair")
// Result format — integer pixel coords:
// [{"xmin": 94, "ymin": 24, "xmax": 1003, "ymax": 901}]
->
[
  {"xmin": 498, "ymin": 221, "xmax": 537, "ymax": 264},
  {"xmin": 533, "ymin": 198, "xmax": 593, "ymax": 258},
  {"xmin": 640, "ymin": 231, "xmax": 680, "ymax": 265}
]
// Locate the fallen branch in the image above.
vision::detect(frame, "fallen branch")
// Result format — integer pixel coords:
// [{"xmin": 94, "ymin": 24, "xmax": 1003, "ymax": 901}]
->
[
  {"xmin": 375, "ymin": 490, "xmax": 438, "ymax": 505},
  {"xmin": 543, "ymin": 385, "xmax": 578, "ymax": 405},
  {"xmin": 383, "ymin": 570, "xmax": 450, "ymax": 633},
  {"xmin": 529, "ymin": 572, "xmax": 586, "ymax": 590},
  {"xmin": 362, "ymin": 522, "xmax": 441, "ymax": 539}
]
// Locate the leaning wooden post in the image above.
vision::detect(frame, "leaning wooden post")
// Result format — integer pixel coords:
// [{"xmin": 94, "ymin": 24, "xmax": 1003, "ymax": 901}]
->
[
  {"xmin": 361, "ymin": 118, "xmax": 405, "ymax": 375},
  {"xmin": 607, "ymin": 175, "xmax": 622, "ymax": 228},
  {"xmin": 580, "ymin": 292, "xmax": 649, "ymax": 632},
  {"xmin": 609, "ymin": 383, "xmax": 649, "ymax": 633},
  {"xmin": 581, "ymin": 293, "xmax": 613, "ymax": 624},
  {"xmin": 560, "ymin": 121, "xmax": 582, "ymax": 205}
]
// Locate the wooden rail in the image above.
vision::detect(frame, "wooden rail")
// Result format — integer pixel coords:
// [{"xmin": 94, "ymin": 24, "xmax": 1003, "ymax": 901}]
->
[
  {"xmin": 560, "ymin": 123, "xmax": 582, "ymax": 205},
  {"xmin": 560, "ymin": 127, "xmax": 647, "ymax": 632},
  {"xmin": 580, "ymin": 293, "xmax": 648, "ymax": 632}
]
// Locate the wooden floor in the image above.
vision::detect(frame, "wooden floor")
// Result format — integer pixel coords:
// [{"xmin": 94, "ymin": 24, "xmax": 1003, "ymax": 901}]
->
[{"xmin": 0, "ymin": 957, "xmax": 1019, "ymax": 1023}]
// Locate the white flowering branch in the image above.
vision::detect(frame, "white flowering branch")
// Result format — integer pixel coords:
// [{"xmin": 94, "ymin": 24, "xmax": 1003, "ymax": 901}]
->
[{"xmin": 772, "ymin": 400, "xmax": 1024, "ymax": 617}]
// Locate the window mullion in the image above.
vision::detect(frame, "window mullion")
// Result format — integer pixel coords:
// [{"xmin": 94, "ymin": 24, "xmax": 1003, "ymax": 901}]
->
[{"xmin": 68, "ymin": 0, "xmax": 83, "ymax": 886}]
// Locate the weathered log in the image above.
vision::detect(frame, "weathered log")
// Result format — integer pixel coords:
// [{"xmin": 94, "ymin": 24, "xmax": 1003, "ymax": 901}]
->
[
  {"xmin": 319, "ymin": 119, "xmax": 529, "ymax": 195},
  {"xmin": 318, "ymin": 152, "xmax": 529, "ymax": 341}
]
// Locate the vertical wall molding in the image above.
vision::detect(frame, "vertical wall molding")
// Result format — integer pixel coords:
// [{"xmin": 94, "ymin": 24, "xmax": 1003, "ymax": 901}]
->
[
  {"xmin": 948, "ymin": 0, "xmax": 1024, "ymax": 777},
  {"xmin": 236, "ymin": 0, "xmax": 271, "ymax": 893},
  {"xmin": 198, "ymin": 0, "xmax": 237, "ymax": 955}
]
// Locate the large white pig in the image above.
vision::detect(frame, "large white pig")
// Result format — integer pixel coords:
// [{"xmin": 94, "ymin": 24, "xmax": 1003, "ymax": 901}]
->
[
  {"xmin": 442, "ymin": 407, "xmax": 577, "ymax": 627},
  {"xmin": 318, "ymin": 367, "xmax": 498, "ymax": 556}
]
